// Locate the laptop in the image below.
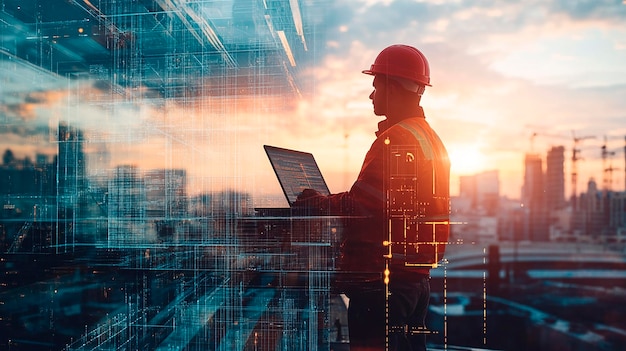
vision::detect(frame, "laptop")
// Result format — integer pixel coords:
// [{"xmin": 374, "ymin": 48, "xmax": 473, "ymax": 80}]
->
[{"xmin": 263, "ymin": 145, "xmax": 331, "ymax": 207}]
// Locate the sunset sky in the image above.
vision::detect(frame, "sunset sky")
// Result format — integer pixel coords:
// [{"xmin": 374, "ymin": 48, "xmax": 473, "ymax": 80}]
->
[
  {"xmin": 301, "ymin": 0, "xmax": 626, "ymax": 200},
  {"xmin": 1, "ymin": 0, "xmax": 626, "ymax": 205}
]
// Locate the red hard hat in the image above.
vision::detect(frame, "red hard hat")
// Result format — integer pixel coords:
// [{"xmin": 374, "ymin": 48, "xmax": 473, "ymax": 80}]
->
[{"xmin": 362, "ymin": 44, "xmax": 431, "ymax": 87}]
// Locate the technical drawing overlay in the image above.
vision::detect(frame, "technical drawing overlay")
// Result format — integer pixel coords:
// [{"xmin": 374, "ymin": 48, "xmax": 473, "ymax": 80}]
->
[{"xmin": 382, "ymin": 143, "xmax": 450, "ymax": 350}]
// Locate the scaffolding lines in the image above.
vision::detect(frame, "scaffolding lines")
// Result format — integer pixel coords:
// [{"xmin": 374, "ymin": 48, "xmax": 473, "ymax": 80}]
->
[{"xmin": 1, "ymin": 1, "xmax": 337, "ymax": 350}]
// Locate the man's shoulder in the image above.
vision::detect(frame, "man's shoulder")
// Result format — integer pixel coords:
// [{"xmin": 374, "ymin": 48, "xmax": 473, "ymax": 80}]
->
[
  {"xmin": 381, "ymin": 118, "xmax": 431, "ymax": 139},
  {"xmin": 398, "ymin": 116, "xmax": 430, "ymax": 128}
]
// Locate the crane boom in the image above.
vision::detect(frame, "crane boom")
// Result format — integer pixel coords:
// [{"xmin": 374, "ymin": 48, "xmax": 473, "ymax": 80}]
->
[{"xmin": 570, "ymin": 131, "xmax": 595, "ymax": 208}]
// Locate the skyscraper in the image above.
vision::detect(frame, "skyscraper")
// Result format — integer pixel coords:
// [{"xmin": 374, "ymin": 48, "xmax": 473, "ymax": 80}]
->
[
  {"xmin": 522, "ymin": 153, "xmax": 549, "ymax": 241},
  {"xmin": 57, "ymin": 122, "xmax": 87, "ymax": 250},
  {"xmin": 546, "ymin": 146, "xmax": 566, "ymax": 211},
  {"xmin": 57, "ymin": 123, "xmax": 86, "ymax": 203}
]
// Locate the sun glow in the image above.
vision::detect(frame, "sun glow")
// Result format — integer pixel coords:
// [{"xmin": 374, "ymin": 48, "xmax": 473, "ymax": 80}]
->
[{"xmin": 448, "ymin": 144, "xmax": 488, "ymax": 176}]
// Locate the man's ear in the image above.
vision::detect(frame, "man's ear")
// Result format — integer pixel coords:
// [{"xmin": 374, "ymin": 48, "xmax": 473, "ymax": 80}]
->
[
  {"xmin": 387, "ymin": 79, "xmax": 402, "ymax": 94},
  {"xmin": 389, "ymin": 80, "xmax": 413, "ymax": 98}
]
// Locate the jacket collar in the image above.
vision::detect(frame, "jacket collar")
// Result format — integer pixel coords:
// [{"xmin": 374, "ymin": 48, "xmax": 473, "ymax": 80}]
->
[{"xmin": 375, "ymin": 106, "xmax": 425, "ymax": 136}]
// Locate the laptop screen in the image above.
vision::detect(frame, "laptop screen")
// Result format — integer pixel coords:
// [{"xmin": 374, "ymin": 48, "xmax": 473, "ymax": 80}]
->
[{"xmin": 264, "ymin": 145, "xmax": 331, "ymax": 206}]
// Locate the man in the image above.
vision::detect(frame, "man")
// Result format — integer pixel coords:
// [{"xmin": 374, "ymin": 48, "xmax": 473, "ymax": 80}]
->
[{"xmin": 296, "ymin": 44, "xmax": 450, "ymax": 351}]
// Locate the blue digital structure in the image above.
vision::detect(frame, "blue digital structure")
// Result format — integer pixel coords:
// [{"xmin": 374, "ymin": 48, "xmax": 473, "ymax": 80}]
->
[{"xmin": 0, "ymin": 1, "xmax": 344, "ymax": 350}]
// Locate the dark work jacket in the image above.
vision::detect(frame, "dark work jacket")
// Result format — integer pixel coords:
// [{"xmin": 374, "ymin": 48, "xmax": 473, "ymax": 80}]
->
[{"xmin": 299, "ymin": 108, "xmax": 450, "ymax": 283}]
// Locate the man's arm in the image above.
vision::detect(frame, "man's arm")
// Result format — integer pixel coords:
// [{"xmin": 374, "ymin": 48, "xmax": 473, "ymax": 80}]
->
[{"xmin": 293, "ymin": 189, "xmax": 352, "ymax": 216}]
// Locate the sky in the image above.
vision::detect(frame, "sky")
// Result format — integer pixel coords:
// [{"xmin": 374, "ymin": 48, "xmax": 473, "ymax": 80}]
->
[{"xmin": 1, "ymin": 0, "xmax": 626, "ymax": 205}]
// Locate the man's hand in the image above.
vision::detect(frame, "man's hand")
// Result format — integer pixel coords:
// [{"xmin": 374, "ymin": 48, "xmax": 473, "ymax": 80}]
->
[
  {"xmin": 293, "ymin": 188, "xmax": 324, "ymax": 210},
  {"xmin": 297, "ymin": 188, "xmax": 322, "ymax": 201}
]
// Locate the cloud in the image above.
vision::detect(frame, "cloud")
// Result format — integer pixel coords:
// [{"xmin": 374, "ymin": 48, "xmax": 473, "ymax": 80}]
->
[
  {"xmin": 550, "ymin": 0, "xmax": 626, "ymax": 21},
  {"xmin": 322, "ymin": 0, "xmax": 625, "ymax": 68}
]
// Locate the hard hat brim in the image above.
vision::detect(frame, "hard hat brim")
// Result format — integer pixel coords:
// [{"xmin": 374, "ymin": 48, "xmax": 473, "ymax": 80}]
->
[{"xmin": 361, "ymin": 70, "xmax": 431, "ymax": 88}]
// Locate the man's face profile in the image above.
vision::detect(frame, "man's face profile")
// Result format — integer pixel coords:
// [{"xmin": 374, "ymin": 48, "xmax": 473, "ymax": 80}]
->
[{"xmin": 370, "ymin": 75, "xmax": 390, "ymax": 117}]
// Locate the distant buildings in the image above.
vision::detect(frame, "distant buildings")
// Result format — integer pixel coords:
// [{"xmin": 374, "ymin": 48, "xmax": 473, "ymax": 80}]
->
[
  {"xmin": 574, "ymin": 178, "xmax": 626, "ymax": 242},
  {"xmin": 0, "ymin": 123, "xmax": 195, "ymax": 250},
  {"xmin": 107, "ymin": 166, "xmax": 188, "ymax": 245},
  {"xmin": 3, "ymin": 122, "xmax": 623, "ymax": 249},
  {"xmin": 453, "ymin": 144, "xmax": 626, "ymax": 244},
  {"xmin": 459, "ymin": 170, "xmax": 499, "ymax": 216},
  {"xmin": 107, "ymin": 165, "xmax": 146, "ymax": 244},
  {"xmin": 1, "ymin": 148, "xmax": 58, "ymax": 252},
  {"xmin": 453, "ymin": 170, "xmax": 500, "ymax": 243}
]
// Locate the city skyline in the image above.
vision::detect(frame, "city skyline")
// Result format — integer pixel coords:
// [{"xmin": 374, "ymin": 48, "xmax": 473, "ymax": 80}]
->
[{"xmin": 1, "ymin": 130, "xmax": 623, "ymax": 205}]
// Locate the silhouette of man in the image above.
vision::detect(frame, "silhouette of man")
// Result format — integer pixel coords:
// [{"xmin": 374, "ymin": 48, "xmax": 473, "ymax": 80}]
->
[{"xmin": 296, "ymin": 44, "xmax": 450, "ymax": 351}]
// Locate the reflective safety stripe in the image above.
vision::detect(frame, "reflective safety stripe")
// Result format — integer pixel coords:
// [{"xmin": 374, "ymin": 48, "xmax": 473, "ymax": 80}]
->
[{"xmin": 397, "ymin": 120, "xmax": 434, "ymax": 160}]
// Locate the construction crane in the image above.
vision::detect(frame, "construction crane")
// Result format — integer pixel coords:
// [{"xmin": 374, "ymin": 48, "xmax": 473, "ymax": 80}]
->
[
  {"xmin": 601, "ymin": 136, "xmax": 621, "ymax": 191},
  {"xmin": 597, "ymin": 135, "xmax": 626, "ymax": 192},
  {"xmin": 570, "ymin": 131, "xmax": 595, "ymax": 206},
  {"xmin": 529, "ymin": 131, "xmax": 568, "ymax": 153}
]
